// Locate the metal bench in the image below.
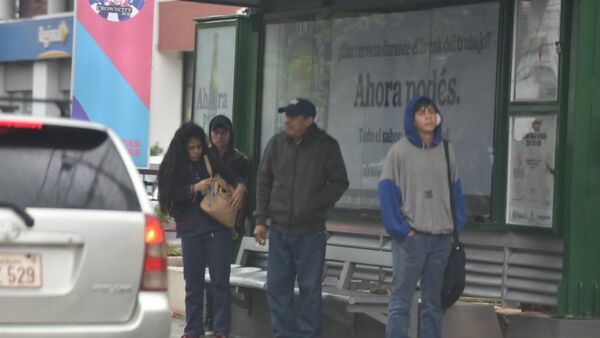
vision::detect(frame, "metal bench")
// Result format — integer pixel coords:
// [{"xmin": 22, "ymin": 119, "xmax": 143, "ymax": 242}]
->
[{"xmin": 228, "ymin": 234, "xmax": 398, "ymax": 325}]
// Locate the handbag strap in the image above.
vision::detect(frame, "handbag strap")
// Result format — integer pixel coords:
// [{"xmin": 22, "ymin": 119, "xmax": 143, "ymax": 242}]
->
[
  {"xmin": 203, "ymin": 155, "xmax": 214, "ymax": 178},
  {"xmin": 443, "ymin": 140, "xmax": 459, "ymax": 242}
]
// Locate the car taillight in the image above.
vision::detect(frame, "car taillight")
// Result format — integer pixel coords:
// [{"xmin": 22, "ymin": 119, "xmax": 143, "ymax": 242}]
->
[
  {"xmin": 141, "ymin": 215, "xmax": 167, "ymax": 291},
  {"xmin": 0, "ymin": 120, "xmax": 44, "ymax": 129}
]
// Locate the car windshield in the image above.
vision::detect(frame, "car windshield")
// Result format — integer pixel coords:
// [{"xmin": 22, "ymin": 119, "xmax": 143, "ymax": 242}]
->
[{"xmin": 0, "ymin": 123, "xmax": 140, "ymax": 211}]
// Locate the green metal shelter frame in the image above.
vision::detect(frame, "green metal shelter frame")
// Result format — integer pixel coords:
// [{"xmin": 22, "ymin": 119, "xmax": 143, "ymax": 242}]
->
[{"xmin": 191, "ymin": 0, "xmax": 600, "ymax": 318}]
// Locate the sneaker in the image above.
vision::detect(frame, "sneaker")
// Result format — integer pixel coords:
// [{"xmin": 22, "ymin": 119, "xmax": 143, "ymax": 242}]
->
[{"xmin": 180, "ymin": 330, "xmax": 205, "ymax": 338}]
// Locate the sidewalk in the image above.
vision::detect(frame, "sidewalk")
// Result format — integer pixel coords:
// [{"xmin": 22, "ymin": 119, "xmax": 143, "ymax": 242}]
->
[{"xmin": 170, "ymin": 314, "xmax": 252, "ymax": 338}]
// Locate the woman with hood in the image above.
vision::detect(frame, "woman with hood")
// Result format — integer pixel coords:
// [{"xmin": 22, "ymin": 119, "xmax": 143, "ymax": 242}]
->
[
  {"xmin": 158, "ymin": 122, "xmax": 246, "ymax": 338},
  {"xmin": 203, "ymin": 114, "xmax": 250, "ymax": 334}
]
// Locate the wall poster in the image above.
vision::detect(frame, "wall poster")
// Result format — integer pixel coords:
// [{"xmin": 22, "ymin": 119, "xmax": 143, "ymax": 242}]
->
[
  {"xmin": 507, "ymin": 115, "xmax": 557, "ymax": 227},
  {"xmin": 193, "ymin": 23, "xmax": 237, "ymax": 132}
]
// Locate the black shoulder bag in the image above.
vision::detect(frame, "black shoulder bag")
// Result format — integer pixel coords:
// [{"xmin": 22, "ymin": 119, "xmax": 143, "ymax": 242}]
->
[{"xmin": 441, "ymin": 140, "xmax": 466, "ymax": 310}]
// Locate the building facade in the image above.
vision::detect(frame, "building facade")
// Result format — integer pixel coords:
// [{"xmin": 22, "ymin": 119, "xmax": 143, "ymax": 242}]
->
[
  {"xmin": 0, "ymin": 0, "xmax": 74, "ymax": 117},
  {"xmin": 0, "ymin": 0, "xmax": 240, "ymax": 156}
]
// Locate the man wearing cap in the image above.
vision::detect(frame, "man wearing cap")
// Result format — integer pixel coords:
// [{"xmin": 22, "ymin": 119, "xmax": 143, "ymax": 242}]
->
[{"xmin": 254, "ymin": 98, "xmax": 349, "ymax": 338}]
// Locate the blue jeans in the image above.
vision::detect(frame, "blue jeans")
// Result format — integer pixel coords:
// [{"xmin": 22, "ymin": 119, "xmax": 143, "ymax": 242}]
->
[
  {"xmin": 181, "ymin": 230, "xmax": 232, "ymax": 337},
  {"xmin": 386, "ymin": 233, "xmax": 452, "ymax": 338},
  {"xmin": 267, "ymin": 228, "xmax": 327, "ymax": 338}
]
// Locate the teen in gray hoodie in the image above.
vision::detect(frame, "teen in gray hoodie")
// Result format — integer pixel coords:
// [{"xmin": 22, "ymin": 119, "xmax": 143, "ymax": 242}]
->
[{"xmin": 378, "ymin": 96, "xmax": 466, "ymax": 338}]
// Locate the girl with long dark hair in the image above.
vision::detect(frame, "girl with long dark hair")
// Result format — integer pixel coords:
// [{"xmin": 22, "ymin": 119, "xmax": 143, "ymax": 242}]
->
[{"xmin": 158, "ymin": 122, "xmax": 246, "ymax": 338}]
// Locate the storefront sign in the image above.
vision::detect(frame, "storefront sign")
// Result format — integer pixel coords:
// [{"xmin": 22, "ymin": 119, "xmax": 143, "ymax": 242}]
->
[
  {"xmin": 0, "ymin": 15, "xmax": 73, "ymax": 62},
  {"xmin": 72, "ymin": 0, "xmax": 155, "ymax": 167},
  {"xmin": 507, "ymin": 115, "xmax": 556, "ymax": 227}
]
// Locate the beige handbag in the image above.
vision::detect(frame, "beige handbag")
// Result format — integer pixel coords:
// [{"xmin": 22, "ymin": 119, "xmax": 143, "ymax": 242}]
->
[{"xmin": 199, "ymin": 155, "xmax": 241, "ymax": 228}]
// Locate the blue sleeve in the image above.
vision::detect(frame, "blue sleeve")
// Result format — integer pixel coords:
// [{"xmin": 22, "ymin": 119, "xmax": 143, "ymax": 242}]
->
[
  {"xmin": 378, "ymin": 179, "xmax": 411, "ymax": 239},
  {"xmin": 452, "ymin": 178, "xmax": 467, "ymax": 232}
]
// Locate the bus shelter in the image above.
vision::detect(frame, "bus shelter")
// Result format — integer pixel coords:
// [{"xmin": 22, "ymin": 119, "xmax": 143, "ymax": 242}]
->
[{"xmin": 187, "ymin": 1, "xmax": 600, "ymax": 334}]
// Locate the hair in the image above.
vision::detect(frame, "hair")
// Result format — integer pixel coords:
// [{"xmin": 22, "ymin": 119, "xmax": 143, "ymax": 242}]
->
[
  {"xmin": 158, "ymin": 122, "xmax": 208, "ymax": 216},
  {"xmin": 208, "ymin": 114, "xmax": 235, "ymax": 150},
  {"xmin": 412, "ymin": 97, "xmax": 437, "ymax": 115}
]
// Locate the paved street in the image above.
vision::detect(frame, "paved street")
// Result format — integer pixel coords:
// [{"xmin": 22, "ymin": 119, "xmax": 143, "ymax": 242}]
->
[
  {"xmin": 170, "ymin": 314, "xmax": 251, "ymax": 338},
  {"xmin": 170, "ymin": 314, "xmax": 185, "ymax": 338}
]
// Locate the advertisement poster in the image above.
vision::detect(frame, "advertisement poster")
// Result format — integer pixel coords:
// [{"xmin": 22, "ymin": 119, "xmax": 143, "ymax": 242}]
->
[
  {"xmin": 193, "ymin": 24, "xmax": 237, "ymax": 132},
  {"xmin": 512, "ymin": 0, "xmax": 561, "ymax": 101},
  {"xmin": 72, "ymin": 0, "xmax": 154, "ymax": 167},
  {"xmin": 328, "ymin": 3, "xmax": 499, "ymax": 209},
  {"xmin": 507, "ymin": 115, "xmax": 556, "ymax": 227}
]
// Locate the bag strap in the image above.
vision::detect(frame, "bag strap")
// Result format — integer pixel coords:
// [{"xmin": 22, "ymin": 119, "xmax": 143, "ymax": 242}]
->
[
  {"xmin": 203, "ymin": 155, "xmax": 214, "ymax": 178},
  {"xmin": 443, "ymin": 140, "xmax": 459, "ymax": 242}
]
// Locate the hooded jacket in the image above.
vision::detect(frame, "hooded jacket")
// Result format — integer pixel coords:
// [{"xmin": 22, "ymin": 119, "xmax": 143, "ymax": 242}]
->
[
  {"xmin": 378, "ymin": 96, "xmax": 466, "ymax": 239},
  {"xmin": 208, "ymin": 115, "xmax": 250, "ymax": 185},
  {"xmin": 208, "ymin": 115, "xmax": 250, "ymax": 226}
]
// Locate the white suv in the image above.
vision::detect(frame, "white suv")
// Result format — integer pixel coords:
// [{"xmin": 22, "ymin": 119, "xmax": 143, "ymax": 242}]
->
[{"xmin": 0, "ymin": 116, "xmax": 170, "ymax": 337}]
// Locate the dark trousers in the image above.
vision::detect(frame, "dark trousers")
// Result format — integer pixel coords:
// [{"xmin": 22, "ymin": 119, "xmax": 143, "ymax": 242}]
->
[
  {"xmin": 267, "ymin": 228, "xmax": 327, "ymax": 338},
  {"xmin": 181, "ymin": 230, "xmax": 232, "ymax": 337}
]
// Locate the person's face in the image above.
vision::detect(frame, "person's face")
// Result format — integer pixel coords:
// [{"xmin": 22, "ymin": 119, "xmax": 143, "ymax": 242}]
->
[
  {"xmin": 414, "ymin": 104, "xmax": 437, "ymax": 135},
  {"xmin": 187, "ymin": 137, "xmax": 203, "ymax": 162},
  {"xmin": 285, "ymin": 114, "xmax": 313, "ymax": 141},
  {"xmin": 211, "ymin": 127, "xmax": 231, "ymax": 150}
]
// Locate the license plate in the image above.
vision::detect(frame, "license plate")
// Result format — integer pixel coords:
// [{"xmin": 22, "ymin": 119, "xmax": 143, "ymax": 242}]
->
[{"xmin": 0, "ymin": 253, "xmax": 42, "ymax": 288}]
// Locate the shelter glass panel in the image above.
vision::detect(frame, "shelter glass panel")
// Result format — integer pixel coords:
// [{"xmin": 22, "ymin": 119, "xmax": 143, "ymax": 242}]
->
[
  {"xmin": 260, "ymin": 2, "xmax": 500, "ymax": 222},
  {"xmin": 511, "ymin": 0, "xmax": 561, "ymax": 101}
]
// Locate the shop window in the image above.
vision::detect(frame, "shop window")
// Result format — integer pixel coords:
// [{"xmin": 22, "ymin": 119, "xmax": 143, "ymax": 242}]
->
[
  {"xmin": 6, "ymin": 91, "xmax": 33, "ymax": 115},
  {"xmin": 511, "ymin": 0, "xmax": 561, "ymax": 102},
  {"xmin": 17, "ymin": 0, "xmax": 47, "ymax": 18},
  {"xmin": 66, "ymin": 0, "xmax": 75, "ymax": 12},
  {"xmin": 261, "ymin": 2, "xmax": 500, "ymax": 222}
]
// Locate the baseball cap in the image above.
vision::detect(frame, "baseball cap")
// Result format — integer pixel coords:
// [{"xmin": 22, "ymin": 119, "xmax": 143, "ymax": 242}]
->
[{"xmin": 277, "ymin": 98, "xmax": 316, "ymax": 117}]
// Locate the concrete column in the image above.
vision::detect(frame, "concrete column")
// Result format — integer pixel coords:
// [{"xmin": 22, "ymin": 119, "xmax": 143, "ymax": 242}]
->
[
  {"xmin": 0, "ymin": 0, "xmax": 15, "ymax": 19},
  {"xmin": 48, "ymin": 0, "xmax": 68, "ymax": 14},
  {"xmin": 32, "ymin": 60, "xmax": 61, "ymax": 117}
]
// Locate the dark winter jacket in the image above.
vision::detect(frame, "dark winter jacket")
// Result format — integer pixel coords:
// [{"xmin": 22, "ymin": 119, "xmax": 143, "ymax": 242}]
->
[
  {"xmin": 173, "ymin": 152, "xmax": 246, "ymax": 238},
  {"xmin": 255, "ymin": 123, "xmax": 349, "ymax": 235}
]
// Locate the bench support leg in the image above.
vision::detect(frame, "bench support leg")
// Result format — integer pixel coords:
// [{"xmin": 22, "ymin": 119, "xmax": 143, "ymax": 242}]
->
[{"xmin": 337, "ymin": 262, "xmax": 356, "ymax": 290}]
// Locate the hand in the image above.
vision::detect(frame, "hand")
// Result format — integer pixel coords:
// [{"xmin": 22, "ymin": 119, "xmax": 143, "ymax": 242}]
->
[
  {"xmin": 230, "ymin": 185, "xmax": 246, "ymax": 209},
  {"xmin": 194, "ymin": 178, "xmax": 214, "ymax": 193},
  {"xmin": 254, "ymin": 225, "xmax": 267, "ymax": 246},
  {"xmin": 407, "ymin": 229, "xmax": 417, "ymax": 237}
]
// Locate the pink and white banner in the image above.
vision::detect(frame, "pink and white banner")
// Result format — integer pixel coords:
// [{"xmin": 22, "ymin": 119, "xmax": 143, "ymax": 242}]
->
[{"xmin": 72, "ymin": 0, "xmax": 155, "ymax": 167}]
